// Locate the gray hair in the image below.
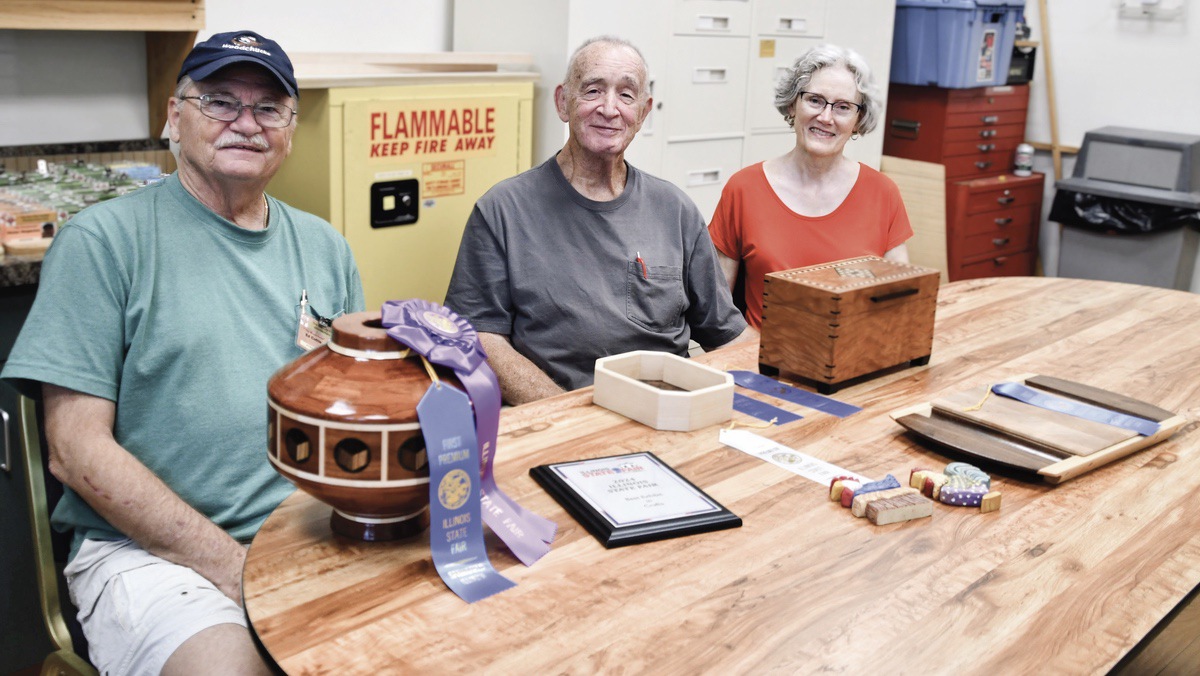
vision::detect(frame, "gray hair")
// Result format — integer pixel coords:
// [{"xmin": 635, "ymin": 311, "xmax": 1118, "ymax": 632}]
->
[
  {"xmin": 775, "ymin": 44, "xmax": 881, "ymax": 136},
  {"xmin": 174, "ymin": 74, "xmax": 195, "ymax": 101},
  {"xmin": 564, "ymin": 35, "xmax": 650, "ymax": 100}
]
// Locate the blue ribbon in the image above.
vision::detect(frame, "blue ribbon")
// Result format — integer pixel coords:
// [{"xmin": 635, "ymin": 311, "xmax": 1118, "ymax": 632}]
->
[
  {"xmin": 732, "ymin": 393, "xmax": 803, "ymax": 425},
  {"xmin": 418, "ymin": 383, "xmax": 516, "ymax": 603},
  {"xmin": 729, "ymin": 370, "xmax": 862, "ymax": 418},
  {"xmin": 991, "ymin": 382, "xmax": 1160, "ymax": 437}
]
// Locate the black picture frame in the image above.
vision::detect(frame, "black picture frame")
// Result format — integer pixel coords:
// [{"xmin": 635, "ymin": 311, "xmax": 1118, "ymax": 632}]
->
[{"xmin": 529, "ymin": 451, "xmax": 741, "ymax": 548}]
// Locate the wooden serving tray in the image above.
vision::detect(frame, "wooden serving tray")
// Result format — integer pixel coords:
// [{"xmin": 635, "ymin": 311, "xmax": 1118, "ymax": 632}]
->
[{"xmin": 889, "ymin": 375, "xmax": 1186, "ymax": 483}]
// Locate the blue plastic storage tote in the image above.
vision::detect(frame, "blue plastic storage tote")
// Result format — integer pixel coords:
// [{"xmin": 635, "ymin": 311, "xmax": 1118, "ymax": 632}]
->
[{"xmin": 891, "ymin": 0, "xmax": 1026, "ymax": 88}]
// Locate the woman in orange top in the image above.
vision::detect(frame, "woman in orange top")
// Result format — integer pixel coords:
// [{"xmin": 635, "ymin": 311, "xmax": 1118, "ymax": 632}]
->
[{"xmin": 709, "ymin": 44, "xmax": 913, "ymax": 329}]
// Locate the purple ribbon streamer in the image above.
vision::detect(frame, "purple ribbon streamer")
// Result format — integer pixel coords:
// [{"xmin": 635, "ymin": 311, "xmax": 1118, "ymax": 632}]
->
[
  {"xmin": 381, "ymin": 299, "xmax": 555, "ymax": 565},
  {"xmin": 460, "ymin": 364, "xmax": 558, "ymax": 544}
]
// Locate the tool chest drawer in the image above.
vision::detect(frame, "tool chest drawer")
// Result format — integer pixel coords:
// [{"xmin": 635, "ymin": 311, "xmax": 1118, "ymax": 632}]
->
[
  {"xmin": 882, "ymin": 83, "xmax": 1030, "ymax": 167},
  {"xmin": 948, "ymin": 173, "xmax": 1044, "ymax": 280}
]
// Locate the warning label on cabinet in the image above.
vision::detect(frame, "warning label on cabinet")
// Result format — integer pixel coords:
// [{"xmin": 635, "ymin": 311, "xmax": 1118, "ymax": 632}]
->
[
  {"xmin": 367, "ymin": 102, "xmax": 499, "ymax": 162},
  {"xmin": 423, "ymin": 161, "xmax": 465, "ymax": 198}
]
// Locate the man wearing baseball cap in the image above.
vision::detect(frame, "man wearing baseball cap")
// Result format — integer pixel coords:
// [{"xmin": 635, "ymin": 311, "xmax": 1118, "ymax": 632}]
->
[{"xmin": 3, "ymin": 30, "xmax": 363, "ymax": 674}]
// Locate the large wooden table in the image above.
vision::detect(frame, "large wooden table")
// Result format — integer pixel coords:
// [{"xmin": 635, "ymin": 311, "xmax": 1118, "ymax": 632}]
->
[{"xmin": 244, "ymin": 277, "xmax": 1200, "ymax": 674}]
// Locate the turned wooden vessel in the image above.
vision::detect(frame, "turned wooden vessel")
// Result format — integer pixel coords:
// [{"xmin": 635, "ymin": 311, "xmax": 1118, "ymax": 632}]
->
[{"xmin": 267, "ymin": 310, "xmax": 461, "ymax": 540}]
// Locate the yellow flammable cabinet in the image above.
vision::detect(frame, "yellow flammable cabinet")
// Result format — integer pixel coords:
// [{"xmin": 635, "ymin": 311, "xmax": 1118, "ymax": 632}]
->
[{"xmin": 269, "ymin": 56, "xmax": 535, "ymax": 309}]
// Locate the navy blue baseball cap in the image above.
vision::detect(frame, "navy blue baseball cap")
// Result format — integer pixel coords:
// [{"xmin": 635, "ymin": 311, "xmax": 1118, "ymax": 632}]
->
[{"xmin": 178, "ymin": 30, "xmax": 298, "ymax": 98}]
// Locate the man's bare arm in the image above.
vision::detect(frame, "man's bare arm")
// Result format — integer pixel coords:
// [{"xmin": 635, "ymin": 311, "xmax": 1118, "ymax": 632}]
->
[
  {"xmin": 43, "ymin": 383, "xmax": 249, "ymax": 605},
  {"xmin": 716, "ymin": 250, "xmax": 738, "ymax": 292},
  {"xmin": 478, "ymin": 332, "xmax": 565, "ymax": 405}
]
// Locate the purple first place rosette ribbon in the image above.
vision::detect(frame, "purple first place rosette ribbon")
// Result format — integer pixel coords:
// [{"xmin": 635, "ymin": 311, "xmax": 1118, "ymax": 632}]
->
[
  {"xmin": 416, "ymin": 383, "xmax": 515, "ymax": 602},
  {"xmin": 381, "ymin": 299, "xmax": 556, "ymax": 567}
]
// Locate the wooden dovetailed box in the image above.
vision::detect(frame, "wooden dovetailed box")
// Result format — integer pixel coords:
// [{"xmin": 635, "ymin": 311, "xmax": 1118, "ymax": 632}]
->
[
  {"xmin": 593, "ymin": 351, "xmax": 733, "ymax": 431},
  {"xmin": 759, "ymin": 256, "xmax": 940, "ymax": 393}
]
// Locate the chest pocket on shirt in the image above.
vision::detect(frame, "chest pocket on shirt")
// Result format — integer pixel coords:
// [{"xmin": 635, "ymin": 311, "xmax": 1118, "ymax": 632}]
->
[{"xmin": 626, "ymin": 263, "xmax": 685, "ymax": 332}]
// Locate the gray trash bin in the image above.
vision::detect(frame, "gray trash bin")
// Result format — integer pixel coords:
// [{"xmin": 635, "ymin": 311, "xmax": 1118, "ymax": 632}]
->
[{"xmin": 1051, "ymin": 126, "xmax": 1200, "ymax": 291}]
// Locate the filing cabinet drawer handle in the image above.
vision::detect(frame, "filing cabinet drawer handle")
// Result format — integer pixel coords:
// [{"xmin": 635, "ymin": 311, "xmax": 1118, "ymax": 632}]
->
[
  {"xmin": 979, "ymin": 129, "xmax": 997, "ymax": 138},
  {"xmin": 870, "ymin": 288, "xmax": 919, "ymax": 303},
  {"xmin": 776, "ymin": 17, "xmax": 808, "ymax": 33},
  {"xmin": 687, "ymin": 168, "xmax": 723, "ymax": 187},
  {"xmin": 993, "ymin": 257, "xmax": 1009, "ymax": 266},
  {"xmin": 981, "ymin": 115, "xmax": 999, "ymax": 124},
  {"xmin": 975, "ymin": 161, "xmax": 992, "ymax": 170},
  {"xmin": 695, "ymin": 15, "xmax": 731, "ymax": 31},
  {"xmin": 997, "ymin": 196, "xmax": 1015, "ymax": 205},
  {"xmin": 0, "ymin": 407, "xmax": 7, "ymax": 472},
  {"xmin": 977, "ymin": 143, "xmax": 995, "ymax": 152},
  {"xmin": 993, "ymin": 237, "xmax": 1011, "ymax": 247},
  {"xmin": 693, "ymin": 67, "xmax": 727, "ymax": 84},
  {"xmin": 889, "ymin": 119, "xmax": 921, "ymax": 140},
  {"xmin": 995, "ymin": 217, "xmax": 1013, "ymax": 226}
]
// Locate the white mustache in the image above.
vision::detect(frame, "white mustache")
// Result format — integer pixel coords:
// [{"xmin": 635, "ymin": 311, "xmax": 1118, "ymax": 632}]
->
[{"xmin": 216, "ymin": 133, "xmax": 270, "ymax": 151}]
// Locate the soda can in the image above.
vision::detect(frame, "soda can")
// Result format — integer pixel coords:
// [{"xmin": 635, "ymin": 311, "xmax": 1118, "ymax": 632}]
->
[{"xmin": 1014, "ymin": 143, "xmax": 1034, "ymax": 177}]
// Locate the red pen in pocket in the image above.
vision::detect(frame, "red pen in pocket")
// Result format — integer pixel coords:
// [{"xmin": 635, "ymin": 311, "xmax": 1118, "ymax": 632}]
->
[{"xmin": 636, "ymin": 251, "xmax": 648, "ymax": 279}]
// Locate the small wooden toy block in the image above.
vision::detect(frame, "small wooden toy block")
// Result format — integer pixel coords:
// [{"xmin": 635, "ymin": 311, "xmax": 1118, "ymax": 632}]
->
[
  {"xmin": 593, "ymin": 351, "xmax": 733, "ymax": 431},
  {"xmin": 839, "ymin": 481, "xmax": 863, "ymax": 508},
  {"xmin": 944, "ymin": 462, "xmax": 991, "ymax": 489},
  {"xmin": 980, "ymin": 491, "xmax": 1002, "ymax": 514},
  {"xmin": 858, "ymin": 474, "xmax": 901, "ymax": 495},
  {"xmin": 867, "ymin": 492, "xmax": 934, "ymax": 525},
  {"xmin": 922, "ymin": 474, "xmax": 948, "ymax": 499},
  {"xmin": 938, "ymin": 480, "xmax": 988, "ymax": 507},
  {"xmin": 829, "ymin": 476, "xmax": 856, "ymax": 501},
  {"xmin": 909, "ymin": 468, "xmax": 933, "ymax": 489},
  {"xmin": 846, "ymin": 473, "xmax": 902, "ymax": 507},
  {"xmin": 852, "ymin": 487, "xmax": 918, "ymax": 517}
]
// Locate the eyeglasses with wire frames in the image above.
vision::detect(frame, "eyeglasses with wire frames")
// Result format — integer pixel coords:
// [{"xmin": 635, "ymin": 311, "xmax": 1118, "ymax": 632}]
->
[
  {"xmin": 179, "ymin": 93, "xmax": 296, "ymax": 128},
  {"xmin": 797, "ymin": 91, "xmax": 863, "ymax": 119}
]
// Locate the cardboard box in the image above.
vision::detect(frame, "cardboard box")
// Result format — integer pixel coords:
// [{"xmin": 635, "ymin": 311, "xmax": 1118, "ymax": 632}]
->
[{"xmin": 0, "ymin": 197, "xmax": 57, "ymax": 243}]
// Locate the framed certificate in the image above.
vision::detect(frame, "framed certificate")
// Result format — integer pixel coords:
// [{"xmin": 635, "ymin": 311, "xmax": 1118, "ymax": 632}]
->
[{"xmin": 530, "ymin": 452, "xmax": 741, "ymax": 548}]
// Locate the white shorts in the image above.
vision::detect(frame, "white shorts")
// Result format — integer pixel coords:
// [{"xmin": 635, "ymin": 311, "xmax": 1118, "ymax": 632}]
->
[{"xmin": 64, "ymin": 538, "xmax": 248, "ymax": 676}]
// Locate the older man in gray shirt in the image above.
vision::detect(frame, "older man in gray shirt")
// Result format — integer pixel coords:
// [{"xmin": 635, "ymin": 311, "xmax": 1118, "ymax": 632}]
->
[{"xmin": 445, "ymin": 35, "xmax": 750, "ymax": 405}]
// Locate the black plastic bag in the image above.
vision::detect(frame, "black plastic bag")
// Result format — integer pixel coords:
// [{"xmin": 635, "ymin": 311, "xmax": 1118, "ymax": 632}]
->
[{"xmin": 1049, "ymin": 189, "xmax": 1200, "ymax": 234}]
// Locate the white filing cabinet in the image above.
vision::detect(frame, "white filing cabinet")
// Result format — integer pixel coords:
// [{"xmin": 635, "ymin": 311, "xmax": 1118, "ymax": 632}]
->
[{"xmin": 454, "ymin": 0, "xmax": 896, "ymax": 219}]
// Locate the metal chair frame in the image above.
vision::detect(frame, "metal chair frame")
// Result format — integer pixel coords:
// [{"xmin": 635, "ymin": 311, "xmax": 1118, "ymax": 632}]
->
[{"xmin": 18, "ymin": 394, "xmax": 96, "ymax": 676}]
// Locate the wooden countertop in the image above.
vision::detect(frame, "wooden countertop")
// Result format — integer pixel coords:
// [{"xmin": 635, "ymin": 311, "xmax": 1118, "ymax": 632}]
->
[{"xmin": 243, "ymin": 277, "xmax": 1200, "ymax": 674}]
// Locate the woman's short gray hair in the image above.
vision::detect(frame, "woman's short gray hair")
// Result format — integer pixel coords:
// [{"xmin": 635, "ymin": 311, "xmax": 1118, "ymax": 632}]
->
[{"xmin": 774, "ymin": 44, "xmax": 881, "ymax": 136}]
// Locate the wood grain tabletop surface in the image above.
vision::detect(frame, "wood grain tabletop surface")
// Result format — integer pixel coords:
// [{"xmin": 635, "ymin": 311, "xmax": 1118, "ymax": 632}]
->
[{"xmin": 243, "ymin": 276, "xmax": 1200, "ymax": 675}]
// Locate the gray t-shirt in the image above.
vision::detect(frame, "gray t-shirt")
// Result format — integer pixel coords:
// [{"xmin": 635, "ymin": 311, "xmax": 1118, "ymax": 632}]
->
[
  {"xmin": 444, "ymin": 156, "xmax": 746, "ymax": 391},
  {"xmin": 2, "ymin": 173, "xmax": 364, "ymax": 557}
]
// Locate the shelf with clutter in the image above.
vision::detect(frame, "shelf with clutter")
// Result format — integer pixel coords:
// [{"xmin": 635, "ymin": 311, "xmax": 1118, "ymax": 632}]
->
[{"xmin": 0, "ymin": 0, "xmax": 205, "ymax": 138}]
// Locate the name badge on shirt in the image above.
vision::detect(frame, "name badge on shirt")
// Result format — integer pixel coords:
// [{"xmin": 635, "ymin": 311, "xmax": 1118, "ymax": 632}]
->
[{"xmin": 295, "ymin": 289, "xmax": 334, "ymax": 351}]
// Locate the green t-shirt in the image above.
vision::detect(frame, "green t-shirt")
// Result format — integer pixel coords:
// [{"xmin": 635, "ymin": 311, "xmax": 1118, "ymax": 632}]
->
[{"xmin": 2, "ymin": 173, "xmax": 365, "ymax": 557}]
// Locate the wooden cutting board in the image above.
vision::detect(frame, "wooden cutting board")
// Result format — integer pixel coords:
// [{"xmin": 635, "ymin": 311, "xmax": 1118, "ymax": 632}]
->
[
  {"xmin": 892, "ymin": 409, "xmax": 1067, "ymax": 472},
  {"xmin": 931, "ymin": 385, "xmax": 1137, "ymax": 456}
]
